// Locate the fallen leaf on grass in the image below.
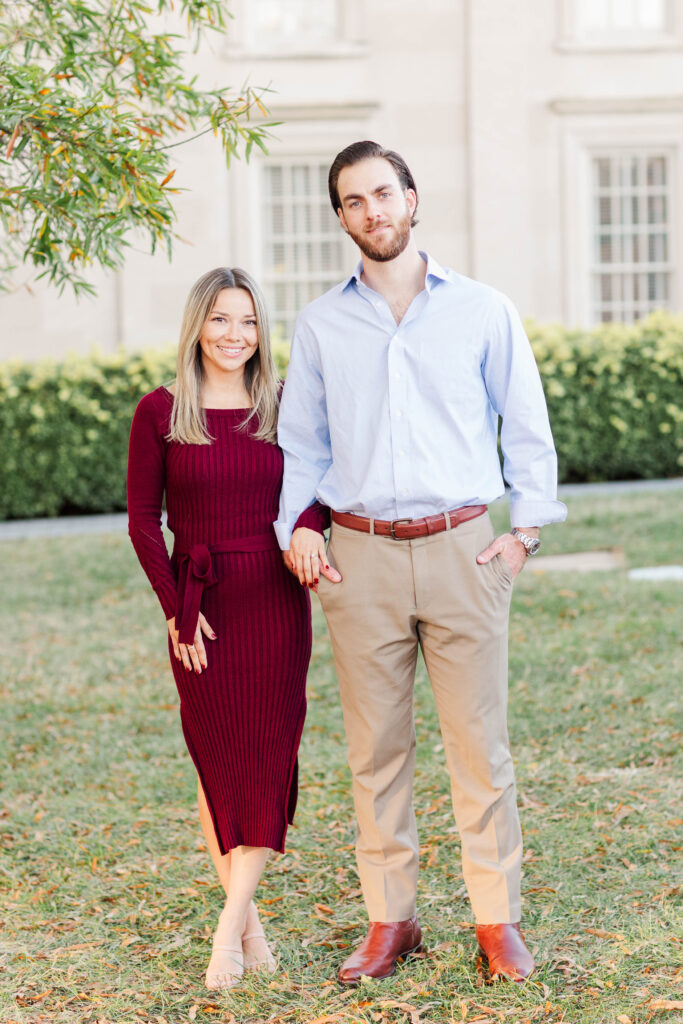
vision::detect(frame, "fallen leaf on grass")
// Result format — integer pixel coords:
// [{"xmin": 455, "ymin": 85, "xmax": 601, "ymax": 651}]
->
[
  {"xmin": 650, "ymin": 1001, "xmax": 683, "ymax": 1011},
  {"xmin": 612, "ymin": 802, "xmax": 634, "ymax": 824},
  {"xmin": 15, "ymin": 989, "xmax": 52, "ymax": 1005},
  {"xmin": 50, "ymin": 940, "xmax": 105, "ymax": 955},
  {"xmin": 585, "ymin": 928, "xmax": 625, "ymax": 940},
  {"xmin": 520, "ymin": 792, "xmax": 549, "ymax": 811},
  {"xmin": 617, "ymin": 1015, "xmax": 633, "ymax": 1024},
  {"xmin": 379, "ymin": 1001, "xmax": 435, "ymax": 1024}
]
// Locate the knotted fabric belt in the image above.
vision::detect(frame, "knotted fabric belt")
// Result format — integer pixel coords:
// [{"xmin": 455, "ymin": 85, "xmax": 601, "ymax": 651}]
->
[
  {"xmin": 331, "ymin": 505, "xmax": 487, "ymax": 541},
  {"xmin": 174, "ymin": 532, "xmax": 278, "ymax": 644}
]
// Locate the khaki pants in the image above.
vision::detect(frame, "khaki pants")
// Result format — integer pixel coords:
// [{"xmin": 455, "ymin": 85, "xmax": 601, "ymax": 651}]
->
[{"xmin": 317, "ymin": 511, "xmax": 522, "ymax": 925}]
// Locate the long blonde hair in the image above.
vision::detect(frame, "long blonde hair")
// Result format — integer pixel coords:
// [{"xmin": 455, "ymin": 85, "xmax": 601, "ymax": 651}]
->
[{"xmin": 166, "ymin": 267, "xmax": 280, "ymax": 445}]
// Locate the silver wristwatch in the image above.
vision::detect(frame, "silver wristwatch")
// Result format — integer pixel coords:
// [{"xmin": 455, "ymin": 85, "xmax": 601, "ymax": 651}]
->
[{"xmin": 511, "ymin": 528, "xmax": 541, "ymax": 556}]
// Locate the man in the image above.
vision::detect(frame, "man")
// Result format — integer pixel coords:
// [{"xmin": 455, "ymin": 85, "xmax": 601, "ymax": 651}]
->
[{"xmin": 274, "ymin": 140, "xmax": 567, "ymax": 984}]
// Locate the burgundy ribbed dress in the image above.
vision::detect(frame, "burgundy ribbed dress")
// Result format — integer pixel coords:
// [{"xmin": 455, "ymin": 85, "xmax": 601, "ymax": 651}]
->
[{"xmin": 127, "ymin": 386, "xmax": 327, "ymax": 855}]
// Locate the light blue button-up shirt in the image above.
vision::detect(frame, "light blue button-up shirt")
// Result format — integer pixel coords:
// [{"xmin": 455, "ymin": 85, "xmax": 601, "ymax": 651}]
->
[{"xmin": 274, "ymin": 252, "xmax": 567, "ymax": 547}]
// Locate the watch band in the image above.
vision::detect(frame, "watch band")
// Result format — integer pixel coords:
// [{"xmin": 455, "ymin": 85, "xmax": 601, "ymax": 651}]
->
[{"xmin": 511, "ymin": 528, "xmax": 541, "ymax": 556}]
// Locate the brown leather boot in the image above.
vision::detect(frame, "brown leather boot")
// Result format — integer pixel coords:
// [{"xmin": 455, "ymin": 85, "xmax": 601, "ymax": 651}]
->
[
  {"xmin": 475, "ymin": 922, "xmax": 535, "ymax": 982},
  {"xmin": 337, "ymin": 917, "xmax": 423, "ymax": 985}
]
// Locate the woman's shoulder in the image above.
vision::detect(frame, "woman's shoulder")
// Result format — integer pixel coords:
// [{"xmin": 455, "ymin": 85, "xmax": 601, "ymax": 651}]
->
[
  {"xmin": 136, "ymin": 385, "xmax": 173, "ymax": 413},
  {"xmin": 132, "ymin": 386, "xmax": 173, "ymax": 433}
]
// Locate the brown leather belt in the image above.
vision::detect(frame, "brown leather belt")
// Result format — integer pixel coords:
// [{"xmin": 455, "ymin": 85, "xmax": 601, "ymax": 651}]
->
[{"xmin": 331, "ymin": 505, "xmax": 487, "ymax": 540}]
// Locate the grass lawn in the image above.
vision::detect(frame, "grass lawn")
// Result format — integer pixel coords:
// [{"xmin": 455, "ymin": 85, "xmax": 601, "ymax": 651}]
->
[{"xmin": 1, "ymin": 488, "xmax": 681, "ymax": 1024}]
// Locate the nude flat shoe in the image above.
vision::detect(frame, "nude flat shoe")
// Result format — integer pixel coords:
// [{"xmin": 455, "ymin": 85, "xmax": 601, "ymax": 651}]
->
[
  {"xmin": 205, "ymin": 944, "xmax": 244, "ymax": 990},
  {"xmin": 242, "ymin": 929, "xmax": 277, "ymax": 973}
]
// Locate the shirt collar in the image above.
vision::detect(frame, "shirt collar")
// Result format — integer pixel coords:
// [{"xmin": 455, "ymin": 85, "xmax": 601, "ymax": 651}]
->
[{"xmin": 343, "ymin": 250, "xmax": 449, "ymax": 293}]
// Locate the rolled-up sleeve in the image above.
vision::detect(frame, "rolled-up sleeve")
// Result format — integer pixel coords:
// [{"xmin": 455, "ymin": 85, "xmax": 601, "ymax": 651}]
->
[{"xmin": 483, "ymin": 296, "xmax": 568, "ymax": 528}]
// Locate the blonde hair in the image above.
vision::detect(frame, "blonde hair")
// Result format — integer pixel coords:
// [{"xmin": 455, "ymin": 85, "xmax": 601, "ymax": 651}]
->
[{"xmin": 167, "ymin": 267, "xmax": 279, "ymax": 445}]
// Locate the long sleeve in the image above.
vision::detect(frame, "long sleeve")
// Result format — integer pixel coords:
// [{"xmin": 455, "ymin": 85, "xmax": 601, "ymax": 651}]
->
[
  {"xmin": 293, "ymin": 499, "xmax": 331, "ymax": 537},
  {"xmin": 274, "ymin": 319, "xmax": 333, "ymax": 548},
  {"xmin": 127, "ymin": 392, "xmax": 177, "ymax": 619},
  {"xmin": 482, "ymin": 296, "xmax": 567, "ymax": 528}
]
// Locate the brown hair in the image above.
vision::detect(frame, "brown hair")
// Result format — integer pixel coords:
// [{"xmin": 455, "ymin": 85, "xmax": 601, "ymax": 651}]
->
[
  {"xmin": 328, "ymin": 140, "xmax": 419, "ymax": 227},
  {"xmin": 166, "ymin": 267, "xmax": 279, "ymax": 446}
]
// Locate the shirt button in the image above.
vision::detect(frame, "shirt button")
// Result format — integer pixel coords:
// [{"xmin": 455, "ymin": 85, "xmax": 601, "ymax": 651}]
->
[
  {"xmin": 401, "ymin": 489, "xmax": 408, "ymax": 495},
  {"xmin": 396, "ymin": 411, "xmax": 403, "ymax": 419},
  {"xmin": 399, "ymin": 450, "xmax": 406, "ymax": 456},
  {"xmin": 394, "ymin": 372, "xmax": 400, "ymax": 380}
]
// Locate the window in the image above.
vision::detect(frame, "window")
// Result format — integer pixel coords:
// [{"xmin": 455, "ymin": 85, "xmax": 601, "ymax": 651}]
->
[
  {"xmin": 262, "ymin": 162, "xmax": 347, "ymax": 337},
  {"xmin": 591, "ymin": 153, "xmax": 672, "ymax": 322},
  {"xmin": 253, "ymin": 0, "xmax": 340, "ymax": 46},
  {"xmin": 576, "ymin": 0, "xmax": 669, "ymax": 35}
]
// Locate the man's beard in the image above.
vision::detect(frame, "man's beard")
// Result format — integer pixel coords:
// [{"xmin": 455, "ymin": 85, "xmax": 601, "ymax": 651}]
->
[{"xmin": 347, "ymin": 209, "xmax": 412, "ymax": 263}]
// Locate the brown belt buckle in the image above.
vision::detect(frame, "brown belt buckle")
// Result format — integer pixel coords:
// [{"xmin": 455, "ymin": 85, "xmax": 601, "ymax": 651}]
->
[{"xmin": 390, "ymin": 518, "xmax": 412, "ymax": 540}]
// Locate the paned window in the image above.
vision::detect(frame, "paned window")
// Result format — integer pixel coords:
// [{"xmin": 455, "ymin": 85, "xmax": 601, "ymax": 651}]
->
[
  {"xmin": 253, "ymin": 0, "xmax": 339, "ymax": 45},
  {"xmin": 576, "ymin": 0, "xmax": 668, "ymax": 34},
  {"xmin": 591, "ymin": 153, "xmax": 672, "ymax": 322},
  {"xmin": 262, "ymin": 162, "xmax": 347, "ymax": 337}
]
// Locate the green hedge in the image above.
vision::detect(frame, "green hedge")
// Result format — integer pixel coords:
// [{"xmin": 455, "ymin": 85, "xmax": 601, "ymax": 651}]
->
[
  {"xmin": 0, "ymin": 316, "xmax": 681, "ymax": 520},
  {"xmin": 526, "ymin": 311, "xmax": 683, "ymax": 483}
]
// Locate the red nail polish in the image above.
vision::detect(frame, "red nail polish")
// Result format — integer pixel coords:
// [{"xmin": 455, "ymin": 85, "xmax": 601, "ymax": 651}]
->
[
  {"xmin": 211, "ymin": 633, "xmax": 217, "ymax": 639},
  {"xmin": 314, "ymin": 578, "xmax": 319, "ymax": 584},
  {"xmin": 325, "ymin": 564, "xmax": 330, "ymax": 569},
  {"xmin": 185, "ymin": 665, "xmax": 191, "ymax": 672}
]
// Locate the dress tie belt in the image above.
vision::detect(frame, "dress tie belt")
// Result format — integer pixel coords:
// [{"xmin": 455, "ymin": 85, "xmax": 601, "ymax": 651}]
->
[{"xmin": 174, "ymin": 532, "xmax": 278, "ymax": 644}]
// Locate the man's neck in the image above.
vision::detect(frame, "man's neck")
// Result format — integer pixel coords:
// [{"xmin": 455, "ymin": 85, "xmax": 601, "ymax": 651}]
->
[{"xmin": 359, "ymin": 239, "xmax": 427, "ymax": 306}]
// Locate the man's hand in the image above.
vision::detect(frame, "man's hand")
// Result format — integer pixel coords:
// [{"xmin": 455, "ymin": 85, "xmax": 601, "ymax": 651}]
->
[
  {"xmin": 285, "ymin": 527, "xmax": 343, "ymax": 589},
  {"xmin": 476, "ymin": 527, "xmax": 539, "ymax": 580}
]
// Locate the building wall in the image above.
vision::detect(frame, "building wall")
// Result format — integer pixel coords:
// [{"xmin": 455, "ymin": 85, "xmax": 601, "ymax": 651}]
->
[{"xmin": 2, "ymin": 0, "xmax": 682, "ymax": 361}]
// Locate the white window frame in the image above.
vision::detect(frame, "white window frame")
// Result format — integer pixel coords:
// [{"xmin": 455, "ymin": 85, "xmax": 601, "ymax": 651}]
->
[
  {"xmin": 224, "ymin": 0, "xmax": 365, "ymax": 59},
  {"xmin": 561, "ymin": 114, "xmax": 683, "ymax": 324},
  {"xmin": 225, "ymin": 126, "xmax": 365, "ymax": 336},
  {"xmin": 557, "ymin": 0, "xmax": 683, "ymax": 51},
  {"xmin": 258, "ymin": 156, "xmax": 352, "ymax": 337},
  {"xmin": 590, "ymin": 151, "xmax": 673, "ymax": 322}
]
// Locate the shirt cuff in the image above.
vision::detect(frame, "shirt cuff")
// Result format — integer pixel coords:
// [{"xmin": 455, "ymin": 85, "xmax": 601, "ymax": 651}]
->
[
  {"xmin": 274, "ymin": 520, "xmax": 293, "ymax": 550},
  {"xmin": 274, "ymin": 502, "xmax": 330, "ymax": 549},
  {"xmin": 510, "ymin": 499, "xmax": 568, "ymax": 528}
]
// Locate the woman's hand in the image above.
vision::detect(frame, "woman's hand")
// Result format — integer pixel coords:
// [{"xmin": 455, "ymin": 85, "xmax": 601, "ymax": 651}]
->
[
  {"xmin": 167, "ymin": 612, "xmax": 217, "ymax": 674},
  {"xmin": 286, "ymin": 527, "xmax": 342, "ymax": 589}
]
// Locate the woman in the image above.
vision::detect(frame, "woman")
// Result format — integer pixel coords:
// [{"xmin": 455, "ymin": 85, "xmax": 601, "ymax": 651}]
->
[{"xmin": 127, "ymin": 268, "xmax": 326, "ymax": 990}]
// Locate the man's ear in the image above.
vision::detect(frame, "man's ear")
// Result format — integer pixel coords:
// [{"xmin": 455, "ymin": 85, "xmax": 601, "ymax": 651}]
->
[{"xmin": 405, "ymin": 188, "xmax": 417, "ymax": 217}]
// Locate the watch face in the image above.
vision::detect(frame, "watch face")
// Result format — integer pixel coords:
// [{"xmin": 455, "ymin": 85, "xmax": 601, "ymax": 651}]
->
[{"xmin": 514, "ymin": 529, "xmax": 540, "ymax": 554}]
